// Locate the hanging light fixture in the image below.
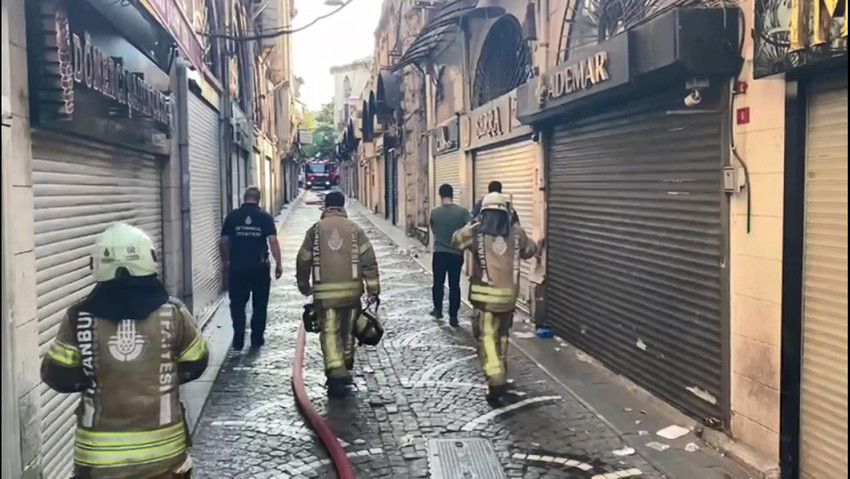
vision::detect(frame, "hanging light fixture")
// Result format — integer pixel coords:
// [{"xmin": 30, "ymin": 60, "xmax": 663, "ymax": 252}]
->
[
  {"xmin": 522, "ymin": 1, "xmax": 538, "ymax": 42},
  {"xmin": 465, "ymin": 0, "xmax": 506, "ymax": 20}
]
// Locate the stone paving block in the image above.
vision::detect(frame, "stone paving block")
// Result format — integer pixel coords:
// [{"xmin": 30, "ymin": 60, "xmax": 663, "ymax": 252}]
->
[{"xmin": 188, "ymin": 194, "xmax": 741, "ymax": 478}]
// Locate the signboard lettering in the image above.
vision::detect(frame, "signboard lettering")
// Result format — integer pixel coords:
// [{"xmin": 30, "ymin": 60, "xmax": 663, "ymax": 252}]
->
[
  {"xmin": 61, "ymin": 25, "xmax": 170, "ymax": 126},
  {"xmin": 548, "ymin": 53, "xmax": 610, "ymax": 99},
  {"xmin": 143, "ymin": 0, "xmax": 206, "ymax": 73},
  {"xmin": 462, "ymin": 92, "xmax": 531, "ymax": 150},
  {"xmin": 475, "ymin": 107, "xmax": 503, "ymax": 139},
  {"xmin": 790, "ymin": 0, "xmax": 848, "ymax": 50},
  {"xmin": 432, "ymin": 118, "xmax": 459, "ymax": 155}
]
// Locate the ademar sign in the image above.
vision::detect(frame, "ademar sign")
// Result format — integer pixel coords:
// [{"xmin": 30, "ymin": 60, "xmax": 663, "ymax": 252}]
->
[
  {"xmin": 516, "ymin": 33, "xmax": 630, "ymax": 124},
  {"xmin": 31, "ymin": 0, "xmax": 172, "ymax": 152}
]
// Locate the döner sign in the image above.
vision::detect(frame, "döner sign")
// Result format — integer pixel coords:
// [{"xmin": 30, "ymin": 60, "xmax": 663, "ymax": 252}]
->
[
  {"xmin": 55, "ymin": 10, "xmax": 171, "ymax": 127},
  {"xmin": 548, "ymin": 53, "xmax": 610, "ymax": 99}
]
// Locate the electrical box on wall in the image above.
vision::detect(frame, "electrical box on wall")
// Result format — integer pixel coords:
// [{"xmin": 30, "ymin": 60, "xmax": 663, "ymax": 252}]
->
[{"xmin": 722, "ymin": 165, "xmax": 746, "ymax": 193}]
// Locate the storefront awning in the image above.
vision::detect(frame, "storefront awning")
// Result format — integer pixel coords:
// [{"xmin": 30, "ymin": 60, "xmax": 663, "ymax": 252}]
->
[{"xmin": 394, "ymin": 0, "xmax": 477, "ymax": 71}]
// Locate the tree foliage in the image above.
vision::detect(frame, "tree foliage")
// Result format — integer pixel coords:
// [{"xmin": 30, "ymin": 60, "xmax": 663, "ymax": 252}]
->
[{"xmin": 300, "ymin": 103, "xmax": 336, "ymax": 159}]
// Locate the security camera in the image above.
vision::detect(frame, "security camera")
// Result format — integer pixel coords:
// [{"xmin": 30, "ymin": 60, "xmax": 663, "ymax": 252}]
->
[
  {"xmin": 531, "ymin": 131, "xmax": 540, "ymax": 142},
  {"xmin": 684, "ymin": 89, "xmax": 703, "ymax": 107}
]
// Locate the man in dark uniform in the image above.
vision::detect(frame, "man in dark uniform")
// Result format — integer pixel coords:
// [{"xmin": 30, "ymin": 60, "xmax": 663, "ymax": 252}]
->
[{"xmin": 220, "ymin": 186, "xmax": 282, "ymax": 350}]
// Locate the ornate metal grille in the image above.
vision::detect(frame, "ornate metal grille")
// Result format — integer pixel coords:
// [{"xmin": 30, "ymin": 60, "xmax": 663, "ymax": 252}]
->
[{"xmin": 472, "ymin": 16, "xmax": 533, "ymax": 108}]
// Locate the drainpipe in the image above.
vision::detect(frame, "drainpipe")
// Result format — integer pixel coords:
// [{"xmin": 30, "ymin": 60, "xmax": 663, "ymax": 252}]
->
[
  {"xmin": 175, "ymin": 58, "xmax": 194, "ymax": 311},
  {"xmin": 539, "ymin": 0, "xmax": 550, "ymax": 74}
]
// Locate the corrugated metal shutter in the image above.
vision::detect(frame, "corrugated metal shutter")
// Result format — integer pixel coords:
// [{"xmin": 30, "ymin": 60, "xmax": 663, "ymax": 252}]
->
[
  {"xmin": 546, "ymin": 89, "xmax": 725, "ymax": 423},
  {"xmin": 474, "ymin": 141, "xmax": 536, "ymax": 304},
  {"xmin": 434, "ymin": 153, "xmax": 461, "ymax": 207},
  {"xmin": 800, "ymin": 75, "xmax": 848, "ymax": 479},
  {"xmin": 188, "ymin": 93, "xmax": 223, "ymax": 324},
  {"xmin": 32, "ymin": 134, "xmax": 163, "ymax": 479}
]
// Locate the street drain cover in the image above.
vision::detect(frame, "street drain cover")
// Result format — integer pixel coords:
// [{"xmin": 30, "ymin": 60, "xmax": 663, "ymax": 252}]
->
[{"xmin": 428, "ymin": 438, "xmax": 506, "ymax": 479}]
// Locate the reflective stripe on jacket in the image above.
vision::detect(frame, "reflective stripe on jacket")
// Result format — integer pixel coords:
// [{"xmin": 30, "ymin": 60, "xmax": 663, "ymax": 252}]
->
[
  {"xmin": 40, "ymin": 298, "xmax": 208, "ymax": 478},
  {"xmin": 453, "ymin": 222, "xmax": 536, "ymax": 313},
  {"xmin": 296, "ymin": 207, "xmax": 380, "ymax": 309}
]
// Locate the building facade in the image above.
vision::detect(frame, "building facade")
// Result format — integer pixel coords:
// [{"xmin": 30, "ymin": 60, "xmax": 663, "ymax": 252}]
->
[
  {"xmin": 0, "ymin": 0, "xmax": 294, "ymax": 476},
  {"xmin": 351, "ymin": 0, "xmax": 847, "ymax": 476}
]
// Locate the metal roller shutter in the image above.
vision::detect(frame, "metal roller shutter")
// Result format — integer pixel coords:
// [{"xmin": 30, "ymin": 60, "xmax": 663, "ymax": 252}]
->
[
  {"xmin": 188, "ymin": 93, "xmax": 223, "ymax": 324},
  {"xmin": 434, "ymin": 154, "xmax": 461, "ymax": 207},
  {"xmin": 32, "ymin": 134, "xmax": 163, "ymax": 479},
  {"xmin": 546, "ymin": 89, "xmax": 725, "ymax": 423},
  {"xmin": 800, "ymin": 75, "xmax": 848, "ymax": 479},
  {"xmin": 474, "ymin": 141, "xmax": 536, "ymax": 304}
]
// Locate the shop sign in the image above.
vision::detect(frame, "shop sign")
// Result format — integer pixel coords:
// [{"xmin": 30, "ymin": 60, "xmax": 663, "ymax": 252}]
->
[
  {"xmin": 432, "ymin": 117, "xmax": 460, "ymax": 155},
  {"xmin": 138, "ymin": 0, "xmax": 206, "ymax": 74},
  {"xmin": 516, "ymin": 33, "xmax": 630, "ymax": 124},
  {"xmin": 31, "ymin": 0, "xmax": 172, "ymax": 154},
  {"xmin": 754, "ymin": 0, "xmax": 847, "ymax": 78},
  {"xmin": 462, "ymin": 92, "xmax": 530, "ymax": 150},
  {"xmin": 60, "ymin": 30, "xmax": 171, "ymax": 126},
  {"xmin": 547, "ymin": 53, "xmax": 611, "ymax": 99}
]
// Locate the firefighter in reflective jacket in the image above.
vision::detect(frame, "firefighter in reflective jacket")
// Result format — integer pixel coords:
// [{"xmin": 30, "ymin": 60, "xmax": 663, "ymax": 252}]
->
[
  {"xmin": 296, "ymin": 192, "xmax": 380, "ymax": 397},
  {"xmin": 453, "ymin": 192, "xmax": 537, "ymax": 403},
  {"xmin": 41, "ymin": 223, "xmax": 209, "ymax": 479}
]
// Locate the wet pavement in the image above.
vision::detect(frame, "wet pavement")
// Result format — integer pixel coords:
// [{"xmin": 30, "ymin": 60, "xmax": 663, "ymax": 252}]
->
[{"xmin": 190, "ymin": 192, "xmax": 670, "ymax": 478}]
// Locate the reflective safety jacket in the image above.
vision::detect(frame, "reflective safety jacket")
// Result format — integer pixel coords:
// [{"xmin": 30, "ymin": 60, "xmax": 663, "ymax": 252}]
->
[
  {"xmin": 453, "ymin": 223, "xmax": 537, "ymax": 313},
  {"xmin": 296, "ymin": 207, "xmax": 380, "ymax": 309},
  {"xmin": 41, "ymin": 298, "xmax": 209, "ymax": 479}
]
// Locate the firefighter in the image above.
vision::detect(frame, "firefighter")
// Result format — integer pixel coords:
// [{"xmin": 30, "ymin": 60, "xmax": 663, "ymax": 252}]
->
[
  {"xmin": 41, "ymin": 223, "xmax": 209, "ymax": 479},
  {"xmin": 296, "ymin": 192, "xmax": 380, "ymax": 397},
  {"xmin": 453, "ymin": 192, "xmax": 537, "ymax": 403}
]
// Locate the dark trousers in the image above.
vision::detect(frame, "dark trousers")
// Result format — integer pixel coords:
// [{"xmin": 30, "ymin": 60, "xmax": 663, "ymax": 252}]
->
[
  {"xmin": 432, "ymin": 252, "xmax": 464, "ymax": 318},
  {"xmin": 229, "ymin": 265, "xmax": 271, "ymax": 345}
]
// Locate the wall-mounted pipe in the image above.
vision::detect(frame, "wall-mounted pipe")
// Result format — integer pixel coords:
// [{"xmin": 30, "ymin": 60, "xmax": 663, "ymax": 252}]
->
[{"xmin": 175, "ymin": 57, "xmax": 194, "ymax": 311}]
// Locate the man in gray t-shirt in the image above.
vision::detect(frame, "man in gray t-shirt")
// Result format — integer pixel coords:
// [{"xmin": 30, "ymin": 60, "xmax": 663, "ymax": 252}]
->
[{"xmin": 429, "ymin": 184, "xmax": 471, "ymax": 326}]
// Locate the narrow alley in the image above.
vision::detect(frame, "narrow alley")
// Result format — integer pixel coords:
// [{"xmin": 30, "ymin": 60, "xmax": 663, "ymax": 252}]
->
[{"xmin": 189, "ymin": 193, "xmax": 746, "ymax": 478}]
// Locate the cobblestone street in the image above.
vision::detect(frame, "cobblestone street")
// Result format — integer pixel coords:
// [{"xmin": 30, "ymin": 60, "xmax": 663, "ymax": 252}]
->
[{"xmin": 190, "ymin": 193, "xmax": 733, "ymax": 479}]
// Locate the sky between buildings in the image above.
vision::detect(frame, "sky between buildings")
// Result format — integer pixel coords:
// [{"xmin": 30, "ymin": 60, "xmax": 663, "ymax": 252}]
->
[{"xmin": 293, "ymin": 0, "xmax": 383, "ymax": 110}]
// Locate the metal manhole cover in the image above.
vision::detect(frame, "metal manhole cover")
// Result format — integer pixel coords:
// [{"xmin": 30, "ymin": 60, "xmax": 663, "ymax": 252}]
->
[{"xmin": 428, "ymin": 438, "xmax": 506, "ymax": 479}]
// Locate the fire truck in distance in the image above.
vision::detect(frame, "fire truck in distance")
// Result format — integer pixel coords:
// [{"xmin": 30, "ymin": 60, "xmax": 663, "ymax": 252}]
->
[{"xmin": 304, "ymin": 160, "xmax": 338, "ymax": 190}]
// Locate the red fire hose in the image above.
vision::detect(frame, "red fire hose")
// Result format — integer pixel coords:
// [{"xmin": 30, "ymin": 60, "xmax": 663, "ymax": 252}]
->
[{"xmin": 291, "ymin": 323, "xmax": 355, "ymax": 479}]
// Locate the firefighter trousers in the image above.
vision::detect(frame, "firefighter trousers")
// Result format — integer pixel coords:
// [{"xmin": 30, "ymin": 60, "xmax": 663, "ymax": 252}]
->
[
  {"xmin": 319, "ymin": 307, "xmax": 358, "ymax": 379},
  {"xmin": 472, "ymin": 309, "xmax": 513, "ymax": 387}
]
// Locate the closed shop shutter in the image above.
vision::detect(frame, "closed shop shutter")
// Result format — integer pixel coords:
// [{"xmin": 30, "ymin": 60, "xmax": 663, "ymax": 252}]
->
[
  {"xmin": 32, "ymin": 134, "xmax": 163, "ymax": 479},
  {"xmin": 800, "ymin": 74, "xmax": 848, "ymax": 479},
  {"xmin": 474, "ymin": 141, "xmax": 536, "ymax": 304},
  {"xmin": 188, "ymin": 93, "xmax": 223, "ymax": 323},
  {"xmin": 434, "ymin": 153, "xmax": 461, "ymax": 207},
  {"xmin": 547, "ymin": 89, "xmax": 725, "ymax": 423}
]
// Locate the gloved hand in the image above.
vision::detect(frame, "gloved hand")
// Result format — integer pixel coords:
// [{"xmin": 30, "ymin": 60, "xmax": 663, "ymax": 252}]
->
[{"xmin": 366, "ymin": 293, "xmax": 380, "ymax": 306}]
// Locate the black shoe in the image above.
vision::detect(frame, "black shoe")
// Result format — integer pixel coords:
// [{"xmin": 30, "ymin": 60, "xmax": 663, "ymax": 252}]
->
[
  {"xmin": 327, "ymin": 378, "xmax": 348, "ymax": 398},
  {"xmin": 486, "ymin": 384, "xmax": 508, "ymax": 404},
  {"xmin": 251, "ymin": 336, "xmax": 265, "ymax": 348},
  {"xmin": 430, "ymin": 309, "xmax": 443, "ymax": 320},
  {"xmin": 232, "ymin": 339, "xmax": 244, "ymax": 352},
  {"xmin": 449, "ymin": 316, "xmax": 460, "ymax": 328}
]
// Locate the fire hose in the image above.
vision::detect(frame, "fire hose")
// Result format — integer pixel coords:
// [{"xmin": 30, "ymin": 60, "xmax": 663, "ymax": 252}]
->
[{"xmin": 291, "ymin": 323, "xmax": 355, "ymax": 479}]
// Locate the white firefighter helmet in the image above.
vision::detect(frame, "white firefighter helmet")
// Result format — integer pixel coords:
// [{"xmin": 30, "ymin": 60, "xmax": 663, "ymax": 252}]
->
[
  {"xmin": 91, "ymin": 223, "xmax": 158, "ymax": 282},
  {"xmin": 481, "ymin": 192, "xmax": 509, "ymax": 213}
]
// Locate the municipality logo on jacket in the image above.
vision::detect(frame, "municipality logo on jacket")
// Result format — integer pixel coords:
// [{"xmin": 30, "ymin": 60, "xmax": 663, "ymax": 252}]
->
[{"xmin": 108, "ymin": 319, "xmax": 147, "ymax": 362}]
